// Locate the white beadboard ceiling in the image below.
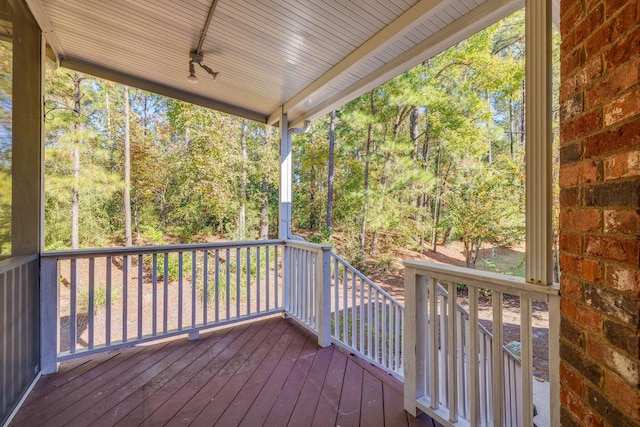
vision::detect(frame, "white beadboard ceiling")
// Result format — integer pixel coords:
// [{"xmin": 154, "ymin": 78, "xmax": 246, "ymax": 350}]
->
[{"xmin": 26, "ymin": 0, "xmax": 559, "ymax": 128}]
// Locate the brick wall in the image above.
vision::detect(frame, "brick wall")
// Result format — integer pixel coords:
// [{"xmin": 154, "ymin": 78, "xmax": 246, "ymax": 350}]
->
[{"xmin": 559, "ymin": 0, "xmax": 640, "ymax": 426}]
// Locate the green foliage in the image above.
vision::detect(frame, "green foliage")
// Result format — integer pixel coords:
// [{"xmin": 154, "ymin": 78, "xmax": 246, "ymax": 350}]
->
[
  {"xmin": 78, "ymin": 282, "xmax": 118, "ymax": 313},
  {"xmin": 309, "ymin": 227, "xmax": 333, "ymax": 244},
  {"xmin": 373, "ymin": 254, "xmax": 395, "ymax": 273}
]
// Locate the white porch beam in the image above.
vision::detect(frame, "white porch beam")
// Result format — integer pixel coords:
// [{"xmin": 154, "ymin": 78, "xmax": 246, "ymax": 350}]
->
[
  {"xmin": 271, "ymin": 0, "xmax": 452, "ymax": 127},
  {"xmin": 24, "ymin": 0, "xmax": 66, "ymax": 60},
  {"xmin": 286, "ymin": 0, "xmax": 522, "ymax": 129},
  {"xmin": 60, "ymin": 59, "xmax": 268, "ymax": 124},
  {"xmin": 525, "ymin": 0, "xmax": 553, "ymax": 285}
]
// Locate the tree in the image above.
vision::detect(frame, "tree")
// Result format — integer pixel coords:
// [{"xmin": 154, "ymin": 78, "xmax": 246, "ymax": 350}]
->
[
  {"xmin": 123, "ymin": 87, "xmax": 132, "ymax": 248},
  {"xmin": 326, "ymin": 110, "xmax": 335, "ymax": 232}
]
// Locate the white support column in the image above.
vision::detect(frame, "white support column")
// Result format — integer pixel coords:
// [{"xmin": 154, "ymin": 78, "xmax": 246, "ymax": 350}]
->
[
  {"xmin": 279, "ymin": 111, "xmax": 292, "ymax": 240},
  {"xmin": 525, "ymin": 0, "xmax": 553, "ymax": 285}
]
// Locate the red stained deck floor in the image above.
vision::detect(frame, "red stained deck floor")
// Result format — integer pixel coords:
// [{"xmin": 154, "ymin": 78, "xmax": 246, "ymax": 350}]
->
[{"xmin": 11, "ymin": 316, "xmax": 437, "ymax": 426}]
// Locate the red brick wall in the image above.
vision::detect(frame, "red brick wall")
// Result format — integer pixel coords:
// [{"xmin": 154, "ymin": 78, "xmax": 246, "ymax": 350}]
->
[{"xmin": 559, "ymin": 0, "xmax": 640, "ymax": 425}]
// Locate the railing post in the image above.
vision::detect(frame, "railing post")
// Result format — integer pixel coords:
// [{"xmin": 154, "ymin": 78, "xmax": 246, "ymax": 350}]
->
[
  {"xmin": 40, "ymin": 256, "xmax": 59, "ymax": 374},
  {"xmin": 316, "ymin": 247, "xmax": 331, "ymax": 347},
  {"xmin": 404, "ymin": 267, "xmax": 428, "ymax": 416},
  {"xmin": 549, "ymin": 294, "xmax": 561, "ymax": 427},
  {"xmin": 403, "ymin": 267, "xmax": 417, "ymax": 415}
]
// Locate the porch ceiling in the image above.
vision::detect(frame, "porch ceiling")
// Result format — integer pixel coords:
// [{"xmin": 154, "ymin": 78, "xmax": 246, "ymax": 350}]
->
[{"xmin": 26, "ymin": 0, "xmax": 559, "ymax": 128}]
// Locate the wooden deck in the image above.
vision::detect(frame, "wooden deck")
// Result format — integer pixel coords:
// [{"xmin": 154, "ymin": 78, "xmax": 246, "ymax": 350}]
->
[{"xmin": 11, "ymin": 315, "xmax": 437, "ymax": 426}]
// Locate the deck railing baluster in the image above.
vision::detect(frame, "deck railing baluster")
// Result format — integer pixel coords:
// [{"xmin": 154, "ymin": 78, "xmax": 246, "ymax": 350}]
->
[
  {"xmin": 191, "ymin": 251, "xmax": 197, "ymax": 327},
  {"xmin": 236, "ymin": 248, "xmax": 241, "ymax": 318},
  {"xmin": 88, "ymin": 258, "xmax": 95, "ymax": 350},
  {"xmin": 70, "ymin": 259, "xmax": 77, "ymax": 354},
  {"xmin": 163, "ymin": 253, "xmax": 169, "ymax": 334},
  {"xmin": 178, "ymin": 252, "xmax": 183, "ymax": 331},
  {"xmin": 214, "ymin": 250, "xmax": 219, "ymax": 322},
  {"xmin": 256, "ymin": 247, "xmax": 261, "ymax": 314},
  {"xmin": 139, "ymin": 255, "xmax": 144, "ymax": 338},
  {"xmin": 203, "ymin": 250, "xmax": 208, "ymax": 325},
  {"xmin": 152, "ymin": 254, "xmax": 158, "ymax": 335},
  {"xmin": 123, "ymin": 256, "xmax": 128, "ymax": 342},
  {"xmin": 226, "ymin": 248, "xmax": 230, "ymax": 321},
  {"xmin": 106, "ymin": 257, "xmax": 112, "ymax": 346},
  {"xmin": 246, "ymin": 247, "xmax": 251, "ymax": 316}
]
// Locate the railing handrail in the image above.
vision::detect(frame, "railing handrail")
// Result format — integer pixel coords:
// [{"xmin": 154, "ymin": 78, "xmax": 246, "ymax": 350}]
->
[
  {"xmin": 283, "ymin": 239, "xmax": 332, "ymax": 253},
  {"xmin": 331, "ymin": 252, "xmax": 403, "ymax": 308},
  {"xmin": 404, "ymin": 260, "xmax": 560, "ymax": 298},
  {"xmin": 0, "ymin": 253, "xmax": 39, "ymax": 273},
  {"xmin": 41, "ymin": 239, "xmax": 285, "ymax": 259}
]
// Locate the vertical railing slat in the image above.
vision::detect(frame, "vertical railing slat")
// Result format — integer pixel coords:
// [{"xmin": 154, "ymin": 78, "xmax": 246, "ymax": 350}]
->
[
  {"xmin": 191, "ymin": 251, "xmax": 197, "ymax": 327},
  {"xmin": 163, "ymin": 253, "xmax": 169, "ymax": 334},
  {"xmin": 225, "ymin": 248, "xmax": 230, "ymax": 321},
  {"xmin": 106, "ymin": 257, "xmax": 112, "ymax": 346},
  {"xmin": 333, "ymin": 258, "xmax": 340, "ymax": 339},
  {"xmin": 256, "ymin": 246, "xmax": 261, "ymax": 314},
  {"xmin": 247, "ymin": 247, "xmax": 251, "ymax": 316},
  {"xmin": 236, "ymin": 248, "xmax": 241, "ymax": 318},
  {"xmin": 215, "ymin": 250, "xmax": 220, "ymax": 322},
  {"xmin": 492, "ymin": 291, "xmax": 504, "ymax": 427},
  {"xmin": 359, "ymin": 277, "xmax": 364, "ymax": 354},
  {"xmin": 177, "ymin": 253, "xmax": 183, "ymax": 331},
  {"xmin": 88, "ymin": 258, "xmax": 95, "ymax": 350},
  {"xmin": 123, "ymin": 255, "xmax": 128, "ymax": 342},
  {"xmin": 428, "ymin": 277, "xmax": 438, "ymax": 410},
  {"xmin": 152, "ymin": 254, "xmax": 158, "ymax": 336},
  {"xmin": 351, "ymin": 271, "xmax": 357, "ymax": 349},
  {"xmin": 447, "ymin": 282, "xmax": 458, "ymax": 423},
  {"xmin": 70, "ymin": 259, "xmax": 77, "ymax": 354},
  {"xmin": 138, "ymin": 255, "xmax": 144, "ymax": 338},
  {"xmin": 203, "ymin": 251, "xmax": 208, "ymax": 325},
  {"xmin": 274, "ymin": 245, "xmax": 279, "ymax": 309}
]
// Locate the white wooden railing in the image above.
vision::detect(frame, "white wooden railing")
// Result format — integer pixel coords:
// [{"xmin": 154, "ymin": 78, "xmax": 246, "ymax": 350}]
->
[
  {"xmin": 403, "ymin": 260, "xmax": 560, "ymax": 427},
  {"xmin": 281, "ymin": 243, "xmax": 404, "ymax": 376},
  {"xmin": 435, "ymin": 283, "xmax": 523, "ymax": 425},
  {"xmin": 283, "ymin": 240, "xmax": 332, "ymax": 346},
  {"xmin": 40, "ymin": 240, "xmax": 284, "ymax": 373},
  {"xmin": 330, "ymin": 252, "xmax": 404, "ymax": 376}
]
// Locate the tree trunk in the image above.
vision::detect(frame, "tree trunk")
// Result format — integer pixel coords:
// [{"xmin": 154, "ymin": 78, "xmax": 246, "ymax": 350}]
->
[
  {"xmin": 431, "ymin": 144, "xmax": 442, "ymax": 252},
  {"xmin": 71, "ymin": 141, "xmax": 80, "ymax": 249},
  {"xmin": 124, "ymin": 87, "xmax": 133, "ymax": 248},
  {"xmin": 360, "ymin": 90, "xmax": 375, "ymax": 251},
  {"xmin": 71, "ymin": 74, "xmax": 84, "ymax": 250},
  {"xmin": 259, "ymin": 127, "xmax": 271, "ymax": 239},
  {"xmin": 326, "ymin": 110, "xmax": 335, "ymax": 232},
  {"xmin": 239, "ymin": 119, "xmax": 248, "ymax": 239}
]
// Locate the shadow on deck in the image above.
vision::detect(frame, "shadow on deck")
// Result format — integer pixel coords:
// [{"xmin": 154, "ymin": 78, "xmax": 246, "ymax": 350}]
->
[{"xmin": 11, "ymin": 315, "xmax": 437, "ymax": 426}]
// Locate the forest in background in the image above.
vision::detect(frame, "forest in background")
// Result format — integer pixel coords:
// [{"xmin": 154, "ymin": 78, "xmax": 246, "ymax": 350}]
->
[{"xmin": 0, "ymin": 11, "xmax": 559, "ymax": 274}]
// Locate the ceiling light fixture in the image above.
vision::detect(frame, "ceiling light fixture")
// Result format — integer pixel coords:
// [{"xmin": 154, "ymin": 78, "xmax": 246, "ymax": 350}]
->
[
  {"xmin": 187, "ymin": 61, "xmax": 198, "ymax": 83},
  {"xmin": 188, "ymin": 51, "xmax": 218, "ymax": 83},
  {"xmin": 187, "ymin": 0, "xmax": 221, "ymax": 83}
]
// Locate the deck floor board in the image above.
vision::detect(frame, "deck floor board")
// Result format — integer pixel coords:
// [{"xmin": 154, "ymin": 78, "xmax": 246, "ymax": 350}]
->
[{"xmin": 11, "ymin": 316, "xmax": 434, "ymax": 427}]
